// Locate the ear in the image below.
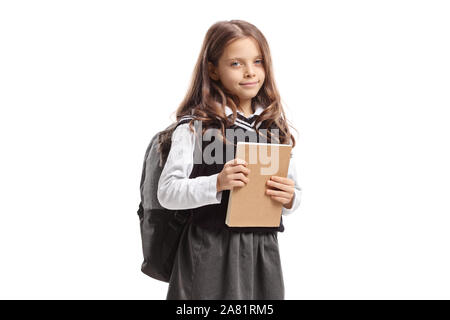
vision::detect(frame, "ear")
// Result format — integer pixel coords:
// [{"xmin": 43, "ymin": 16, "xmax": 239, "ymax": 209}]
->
[{"xmin": 208, "ymin": 61, "xmax": 219, "ymax": 81}]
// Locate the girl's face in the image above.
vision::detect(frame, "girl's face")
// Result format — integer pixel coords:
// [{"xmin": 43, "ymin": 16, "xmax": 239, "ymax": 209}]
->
[{"xmin": 208, "ymin": 37, "xmax": 265, "ymax": 107}]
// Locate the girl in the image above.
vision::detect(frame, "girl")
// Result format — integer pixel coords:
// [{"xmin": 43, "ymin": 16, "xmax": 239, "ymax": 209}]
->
[{"xmin": 157, "ymin": 20, "xmax": 302, "ymax": 300}]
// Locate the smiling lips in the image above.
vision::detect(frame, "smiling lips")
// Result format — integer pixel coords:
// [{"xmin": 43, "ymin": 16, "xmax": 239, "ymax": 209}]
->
[{"xmin": 240, "ymin": 81, "xmax": 258, "ymax": 86}]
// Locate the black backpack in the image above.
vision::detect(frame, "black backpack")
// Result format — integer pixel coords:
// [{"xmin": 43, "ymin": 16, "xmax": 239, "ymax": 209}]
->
[{"xmin": 137, "ymin": 122, "xmax": 193, "ymax": 282}]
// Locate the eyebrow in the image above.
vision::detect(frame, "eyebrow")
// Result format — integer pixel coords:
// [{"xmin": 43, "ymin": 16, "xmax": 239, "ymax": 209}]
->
[{"xmin": 225, "ymin": 55, "xmax": 263, "ymax": 61}]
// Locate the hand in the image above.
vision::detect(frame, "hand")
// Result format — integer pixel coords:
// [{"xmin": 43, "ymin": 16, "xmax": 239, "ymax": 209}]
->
[
  {"xmin": 217, "ymin": 158, "xmax": 251, "ymax": 192},
  {"xmin": 265, "ymin": 176, "xmax": 295, "ymax": 208}
]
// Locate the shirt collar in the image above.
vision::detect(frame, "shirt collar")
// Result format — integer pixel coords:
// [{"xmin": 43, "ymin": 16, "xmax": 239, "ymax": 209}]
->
[{"xmin": 224, "ymin": 104, "xmax": 265, "ymax": 118}]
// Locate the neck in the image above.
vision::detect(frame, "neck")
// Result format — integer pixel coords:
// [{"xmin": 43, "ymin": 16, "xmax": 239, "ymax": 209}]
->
[{"xmin": 238, "ymin": 100, "xmax": 253, "ymax": 117}]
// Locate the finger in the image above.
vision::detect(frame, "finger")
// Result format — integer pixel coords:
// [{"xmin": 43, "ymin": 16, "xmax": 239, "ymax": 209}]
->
[
  {"xmin": 229, "ymin": 165, "xmax": 250, "ymax": 175},
  {"xmin": 270, "ymin": 176, "xmax": 294, "ymax": 186},
  {"xmin": 231, "ymin": 180, "xmax": 246, "ymax": 188},
  {"xmin": 266, "ymin": 189, "xmax": 291, "ymax": 199},
  {"xmin": 230, "ymin": 173, "xmax": 249, "ymax": 184},
  {"xmin": 231, "ymin": 158, "xmax": 247, "ymax": 166},
  {"xmin": 270, "ymin": 196, "xmax": 289, "ymax": 204},
  {"xmin": 266, "ymin": 179, "xmax": 294, "ymax": 193},
  {"xmin": 225, "ymin": 159, "xmax": 247, "ymax": 169},
  {"xmin": 225, "ymin": 158, "xmax": 240, "ymax": 167}
]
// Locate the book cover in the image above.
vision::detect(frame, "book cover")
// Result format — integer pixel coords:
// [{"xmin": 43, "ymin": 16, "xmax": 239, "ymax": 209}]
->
[{"xmin": 225, "ymin": 142, "xmax": 292, "ymax": 227}]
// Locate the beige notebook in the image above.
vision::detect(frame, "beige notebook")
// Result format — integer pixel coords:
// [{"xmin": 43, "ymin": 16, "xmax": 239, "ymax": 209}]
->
[{"xmin": 225, "ymin": 141, "xmax": 292, "ymax": 227}]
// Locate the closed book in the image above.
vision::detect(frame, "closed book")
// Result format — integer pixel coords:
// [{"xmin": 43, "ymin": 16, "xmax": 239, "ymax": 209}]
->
[{"xmin": 225, "ymin": 141, "xmax": 292, "ymax": 227}]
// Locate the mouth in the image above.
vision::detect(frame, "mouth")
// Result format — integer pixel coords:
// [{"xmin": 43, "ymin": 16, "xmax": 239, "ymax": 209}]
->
[{"xmin": 240, "ymin": 81, "xmax": 259, "ymax": 87}]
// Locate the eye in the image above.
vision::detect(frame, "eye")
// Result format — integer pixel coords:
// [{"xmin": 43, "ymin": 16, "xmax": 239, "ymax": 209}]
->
[{"xmin": 231, "ymin": 60, "xmax": 263, "ymax": 67}]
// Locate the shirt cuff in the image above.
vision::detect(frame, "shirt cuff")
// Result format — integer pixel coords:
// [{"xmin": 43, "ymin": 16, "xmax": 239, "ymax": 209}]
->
[{"xmin": 207, "ymin": 173, "xmax": 223, "ymax": 204}]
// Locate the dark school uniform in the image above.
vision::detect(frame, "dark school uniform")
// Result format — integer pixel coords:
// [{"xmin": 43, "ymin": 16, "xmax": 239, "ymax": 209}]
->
[{"xmin": 157, "ymin": 105, "xmax": 302, "ymax": 300}]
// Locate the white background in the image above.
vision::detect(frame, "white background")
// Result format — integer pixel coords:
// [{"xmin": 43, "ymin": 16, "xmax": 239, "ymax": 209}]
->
[{"xmin": 1, "ymin": 0, "xmax": 449, "ymax": 299}]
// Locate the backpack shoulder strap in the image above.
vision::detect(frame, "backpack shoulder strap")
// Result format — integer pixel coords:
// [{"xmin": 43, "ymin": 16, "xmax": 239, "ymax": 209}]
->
[{"xmin": 176, "ymin": 115, "xmax": 195, "ymax": 127}]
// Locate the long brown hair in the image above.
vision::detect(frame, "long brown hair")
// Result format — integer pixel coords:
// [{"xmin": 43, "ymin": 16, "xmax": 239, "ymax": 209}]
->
[{"xmin": 159, "ymin": 20, "xmax": 298, "ymax": 162}]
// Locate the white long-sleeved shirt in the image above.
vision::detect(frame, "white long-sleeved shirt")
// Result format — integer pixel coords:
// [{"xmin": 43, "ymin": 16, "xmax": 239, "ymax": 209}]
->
[{"xmin": 157, "ymin": 106, "xmax": 302, "ymax": 215}]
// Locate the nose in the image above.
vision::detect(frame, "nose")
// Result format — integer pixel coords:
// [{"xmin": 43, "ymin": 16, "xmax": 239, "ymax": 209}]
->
[{"xmin": 244, "ymin": 64, "xmax": 256, "ymax": 78}]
